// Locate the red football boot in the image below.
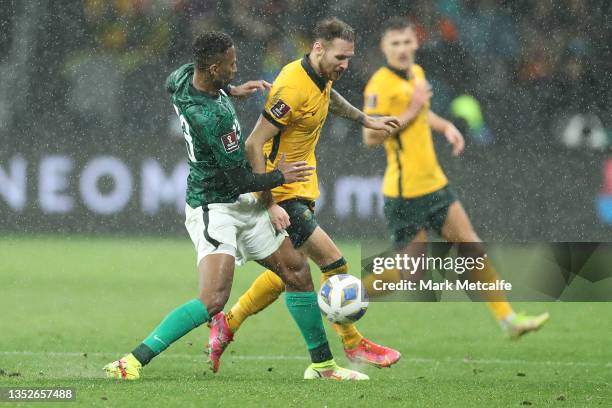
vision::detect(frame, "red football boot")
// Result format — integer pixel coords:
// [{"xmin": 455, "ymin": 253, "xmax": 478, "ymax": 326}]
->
[
  {"xmin": 206, "ymin": 312, "xmax": 234, "ymax": 373},
  {"xmin": 344, "ymin": 338, "xmax": 401, "ymax": 368}
]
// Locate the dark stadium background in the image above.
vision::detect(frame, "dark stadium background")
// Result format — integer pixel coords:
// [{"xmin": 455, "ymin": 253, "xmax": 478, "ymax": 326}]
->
[
  {"xmin": 1, "ymin": 0, "xmax": 611, "ymax": 241},
  {"xmin": 1, "ymin": 2, "xmax": 612, "ymax": 407}
]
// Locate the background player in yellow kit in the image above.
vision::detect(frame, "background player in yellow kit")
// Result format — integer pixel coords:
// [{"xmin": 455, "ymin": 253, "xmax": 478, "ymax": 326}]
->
[
  {"xmin": 206, "ymin": 18, "xmax": 403, "ymax": 373},
  {"xmin": 362, "ymin": 17, "xmax": 549, "ymax": 339}
]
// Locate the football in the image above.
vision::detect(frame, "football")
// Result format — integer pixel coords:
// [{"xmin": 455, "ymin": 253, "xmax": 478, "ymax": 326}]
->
[{"xmin": 318, "ymin": 274, "xmax": 369, "ymax": 324}]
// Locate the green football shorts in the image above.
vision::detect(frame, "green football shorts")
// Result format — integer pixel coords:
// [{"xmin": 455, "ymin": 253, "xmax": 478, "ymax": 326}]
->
[
  {"xmin": 383, "ymin": 185, "xmax": 458, "ymax": 248},
  {"xmin": 278, "ymin": 198, "xmax": 319, "ymax": 248}
]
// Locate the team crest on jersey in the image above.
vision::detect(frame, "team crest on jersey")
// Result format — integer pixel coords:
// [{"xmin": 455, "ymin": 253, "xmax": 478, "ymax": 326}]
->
[
  {"xmin": 367, "ymin": 94, "xmax": 377, "ymax": 108},
  {"xmin": 270, "ymin": 99, "xmax": 291, "ymax": 119},
  {"xmin": 221, "ymin": 130, "xmax": 240, "ymax": 153}
]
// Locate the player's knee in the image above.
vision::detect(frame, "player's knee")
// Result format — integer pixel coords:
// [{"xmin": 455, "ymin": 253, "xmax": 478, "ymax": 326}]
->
[
  {"xmin": 200, "ymin": 290, "xmax": 230, "ymax": 316},
  {"xmin": 282, "ymin": 261, "xmax": 314, "ymax": 292},
  {"xmin": 457, "ymin": 242, "xmax": 486, "ymax": 258}
]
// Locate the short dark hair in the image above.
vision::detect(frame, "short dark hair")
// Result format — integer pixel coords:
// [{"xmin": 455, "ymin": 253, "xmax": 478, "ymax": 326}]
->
[
  {"xmin": 381, "ymin": 17, "xmax": 415, "ymax": 38},
  {"xmin": 192, "ymin": 31, "xmax": 234, "ymax": 71},
  {"xmin": 313, "ymin": 17, "xmax": 355, "ymax": 43}
]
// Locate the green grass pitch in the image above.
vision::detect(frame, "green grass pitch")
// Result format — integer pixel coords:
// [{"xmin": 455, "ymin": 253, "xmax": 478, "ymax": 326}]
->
[{"xmin": 0, "ymin": 236, "xmax": 610, "ymax": 407}]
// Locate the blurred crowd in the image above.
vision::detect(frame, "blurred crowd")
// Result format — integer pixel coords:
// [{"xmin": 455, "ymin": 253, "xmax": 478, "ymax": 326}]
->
[{"xmin": 2, "ymin": 0, "xmax": 611, "ymax": 148}]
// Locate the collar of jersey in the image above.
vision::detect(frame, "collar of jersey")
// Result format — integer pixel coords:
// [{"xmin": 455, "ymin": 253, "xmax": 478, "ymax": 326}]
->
[
  {"xmin": 190, "ymin": 83, "xmax": 220, "ymax": 99},
  {"xmin": 189, "ymin": 71, "xmax": 220, "ymax": 99},
  {"xmin": 385, "ymin": 64, "xmax": 411, "ymax": 80},
  {"xmin": 301, "ymin": 54, "xmax": 328, "ymax": 92}
]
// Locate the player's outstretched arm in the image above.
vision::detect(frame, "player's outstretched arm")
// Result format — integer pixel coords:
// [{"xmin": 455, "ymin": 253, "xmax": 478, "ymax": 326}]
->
[
  {"xmin": 228, "ymin": 80, "xmax": 271, "ymax": 97},
  {"xmin": 330, "ymin": 89, "xmax": 399, "ymax": 132},
  {"xmin": 363, "ymin": 79, "xmax": 432, "ymax": 147},
  {"xmin": 224, "ymin": 159, "xmax": 313, "ymax": 195},
  {"xmin": 428, "ymin": 111, "xmax": 464, "ymax": 156}
]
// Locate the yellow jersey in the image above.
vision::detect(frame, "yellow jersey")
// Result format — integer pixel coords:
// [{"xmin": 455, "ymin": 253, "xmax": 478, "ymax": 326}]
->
[
  {"xmin": 363, "ymin": 64, "xmax": 447, "ymax": 198},
  {"xmin": 262, "ymin": 55, "xmax": 332, "ymax": 202}
]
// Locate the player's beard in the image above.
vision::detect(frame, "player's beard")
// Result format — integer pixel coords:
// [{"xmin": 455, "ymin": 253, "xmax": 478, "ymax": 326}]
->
[
  {"xmin": 319, "ymin": 59, "xmax": 342, "ymax": 82},
  {"xmin": 332, "ymin": 70, "xmax": 345, "ymax": 81},
  {"xmin": 212, "ymin": 77, "xmax": 230, "ymax": 91},
  {"xmin": 322, "ymin": 66, "xmax": 344, "ymax": 82}
]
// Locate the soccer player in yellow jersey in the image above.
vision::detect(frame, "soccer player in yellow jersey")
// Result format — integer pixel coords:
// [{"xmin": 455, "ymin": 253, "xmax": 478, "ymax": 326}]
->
[
  {"xmin": 362, "ymin": 17, "xmax": 549, "ymax": 339},
  {"xmin": 206, "ymin": 18, "xmax": 403, "ymax": 372}
]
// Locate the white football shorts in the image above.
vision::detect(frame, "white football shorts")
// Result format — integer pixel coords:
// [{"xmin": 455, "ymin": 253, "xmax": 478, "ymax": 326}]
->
[{"xmin": 184, "ymin": 193, "xmax": 287, "ymax": 266}]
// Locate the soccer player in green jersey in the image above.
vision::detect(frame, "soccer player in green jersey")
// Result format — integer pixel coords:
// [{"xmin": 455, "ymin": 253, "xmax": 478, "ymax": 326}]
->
[{"xmin": 103, "ymin": 32, "xmax": 368, "ymax": 381}]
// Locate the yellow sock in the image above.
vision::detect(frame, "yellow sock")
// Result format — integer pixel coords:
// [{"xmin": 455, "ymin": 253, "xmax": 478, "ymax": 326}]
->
[
  {"xmin": 320, "ymin": 258, "xmax": 363, "ymax": 349},
  {"xmin": 466, "ymin": 258, "xmax": 514, "ymax": 321},
  {"xmin": 361, "ymin": 267, "xmax": 402, "ymax": 298},
  {"xmin": 330, "ymin": 322, "xmax": 362, "ymax": 349},
  {"xmin": 226, "ymin": 270, "xmax": 285, "ymax": 332}
]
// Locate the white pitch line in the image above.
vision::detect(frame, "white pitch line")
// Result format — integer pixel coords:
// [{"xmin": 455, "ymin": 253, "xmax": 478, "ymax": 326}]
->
[
  {"xmin": 0, "ymin": 351, "xmax": 309, "ymax": 361},
  {"xmin": 0, "ymin": 351, "xmax": 610, "ymax": 368}
]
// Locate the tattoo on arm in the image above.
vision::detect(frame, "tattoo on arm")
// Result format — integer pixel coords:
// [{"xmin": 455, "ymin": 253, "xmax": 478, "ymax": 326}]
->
[{"xmin": 330, "ymin": 89, "xmax": 366, "ymax": 124}]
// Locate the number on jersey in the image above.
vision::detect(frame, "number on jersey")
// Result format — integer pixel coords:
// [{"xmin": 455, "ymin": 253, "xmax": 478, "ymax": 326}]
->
[{"xmin": 173, "ymin": 105, "xmax": 196, "ymax": 162}]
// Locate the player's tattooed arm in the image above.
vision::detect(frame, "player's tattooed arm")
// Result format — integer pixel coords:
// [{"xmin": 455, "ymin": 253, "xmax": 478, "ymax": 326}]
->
[
  {"xmin": 329, "ymin": 88, "xmax": 367, "ymax": 124},
  {"xmin": 330, "ymin": 89, "xmax": 400, "ymax": 135}
]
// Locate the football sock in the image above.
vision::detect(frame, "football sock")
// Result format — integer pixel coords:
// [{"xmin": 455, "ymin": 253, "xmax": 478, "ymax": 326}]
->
[
  {"xmin": 465, "ymin": 257, "xmax": 514, "ymax": 321},
  {"xmin": 132, "ymin": 299, "xmax": 210, "ymax": 366},
  {"xmin": 320, "ymin": 258, "xmax": 364, "ymax": 350},
  {"xmin": 310, "ymin": 359, "xmax": 336, "ymax": 369},
  {"xmin": 285, "ymin": 291, "xmax": 333, "ymax": 363},
  {"xmin": 361, "ymin": 267, "xmax": 402, "ymax": 297},
  {"xmin": 226, "ymin": 270, "xmax": 285, "ymax": 332}
]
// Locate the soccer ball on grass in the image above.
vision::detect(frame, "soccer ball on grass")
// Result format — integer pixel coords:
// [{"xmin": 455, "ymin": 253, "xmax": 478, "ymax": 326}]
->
[{"xmin": 318, "ymin": 274, "xmax": 368, "ymax": 324}]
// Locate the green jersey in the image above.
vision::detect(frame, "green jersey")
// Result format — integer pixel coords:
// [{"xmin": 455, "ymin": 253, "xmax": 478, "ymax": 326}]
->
[{"xmin": 167, "ymin": 63, "xmax": 248, "ymax": 207}]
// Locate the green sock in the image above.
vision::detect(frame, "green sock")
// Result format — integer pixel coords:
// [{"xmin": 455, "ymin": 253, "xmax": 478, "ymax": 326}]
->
[
  {"xmin": 285, "ymin": 291, "xmax": 333, "ymax": 363},
  {"xmin": 134, "ymin": 299, "xmax": 209, "ymax": 365}
]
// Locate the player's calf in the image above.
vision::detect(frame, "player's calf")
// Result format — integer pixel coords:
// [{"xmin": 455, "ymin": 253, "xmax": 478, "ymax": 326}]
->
[
  {"xmin": 199, "ymin": 291, "xmax": 230, "ymax": 317},
  {"xmin": 197, "ymin": 253, "xmax": 235, "ymax": 316},
  {"xmin": 260, "ymin": 238, "xmax": 313, "ymax": 292}
]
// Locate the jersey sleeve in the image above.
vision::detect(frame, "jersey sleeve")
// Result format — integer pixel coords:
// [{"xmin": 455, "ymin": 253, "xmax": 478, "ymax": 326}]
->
[
  {"xmin": 363, "ymin": 77, "xmax": 395, "ymax": 117},
  {"xmin": 165, "ymin": 63, "xmax": 191, "ymax": 94},
  {"xmin": 165, "ymin": 71, "xmax": 178, "ymax": 94},
  {"xmin": 262, "ymin": 82, "xmax": 304, "ymax": 129},
  {"xmin": 412, "ymin": 64, "xmax": 426, "ymax": 81},
  {"xmin": 186, "ymin": 107, "xmax": 245, "ymax": 168}
]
